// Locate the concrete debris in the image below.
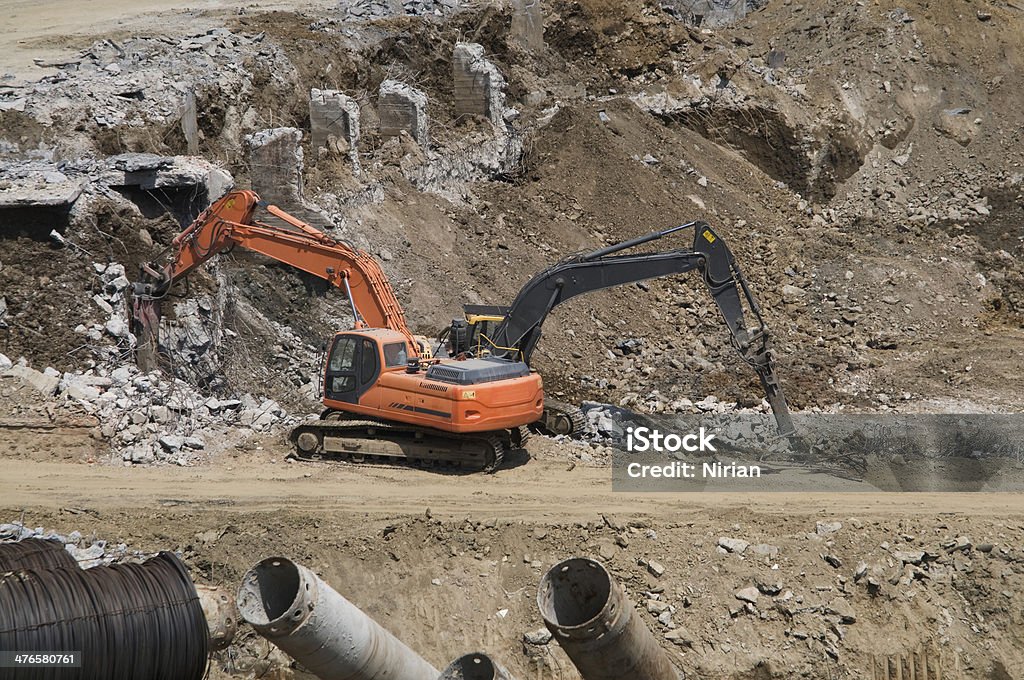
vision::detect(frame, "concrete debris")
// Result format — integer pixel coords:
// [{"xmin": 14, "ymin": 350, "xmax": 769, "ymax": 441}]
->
[
  {"xmin": 0, "ymin": 523, "xmax": 136, "ymax": 569},
  {"xmin": 5, "ymin": 364, "xmax": 61, "ymax": 396},
  {"xmin": 718, "ymin": 536, "xmax": 750, "ymax": 554},
  {"xmin": 735, "ymin": 586, "xmax": 759, "ymax": 604},
  {"xmin": 816, "ymin": 521, "xmax": 842, "ymax": 535},
  {"xmin": 339, "ymin": 0, "xmax": 462, "ymax": 22},
  {"xmin": 825, "ymin": 597, "xmax": 857, "ymax": 624},
  {"xmin": 523, "ymin": 628, "xmax": 552, "ymax": 645}
]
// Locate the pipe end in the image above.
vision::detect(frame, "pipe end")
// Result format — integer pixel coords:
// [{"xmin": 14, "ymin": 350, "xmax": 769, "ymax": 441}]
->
[
  {"xmin": 440, "ymin": 652, "xmax": 505, "ymax": 680},
  {"xmin": 538, "ymin": 557, "xmax": 616, "ymax": 639},
  {"xmin": 236, "ymin": 556, "xmax": 312, "ymax": 634}
]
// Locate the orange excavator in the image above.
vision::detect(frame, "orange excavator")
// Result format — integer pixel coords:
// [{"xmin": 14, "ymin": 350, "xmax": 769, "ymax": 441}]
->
[{"xmin": 133, "ymin": 190, "xmax": 793, "ymax": 472}]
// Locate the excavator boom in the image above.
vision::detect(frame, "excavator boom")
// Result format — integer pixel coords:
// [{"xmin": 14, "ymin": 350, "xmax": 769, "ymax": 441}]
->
[
  {"xmin": 132, "ymin": 190, "xmax": 419, "ymax": 358},
  {"xmin": 452, "ymin": 222, "xmax": 795, "ymax": 436}
]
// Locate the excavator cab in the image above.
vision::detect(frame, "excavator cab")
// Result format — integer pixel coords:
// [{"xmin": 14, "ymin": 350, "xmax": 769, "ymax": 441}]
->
[
  {"xmin": 445, "ymin": 305, "xmax": 512, "ymax": 358},
  {"xmin": 323, "ymin": 330, "xmax": 413, "ymax": 404}
]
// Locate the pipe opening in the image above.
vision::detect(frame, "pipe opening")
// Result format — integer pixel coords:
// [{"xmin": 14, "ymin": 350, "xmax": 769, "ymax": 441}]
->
[
  {"xmin": 440, "ymin": 653, "xmax": 498, "ymax": 680},
  {"xmin": 538, "ymin": 558, "xmax": 611, "ymax": 628},
  {"xmin": 238, "ymin": 557, "xmax": 301, "ymax": 625}
]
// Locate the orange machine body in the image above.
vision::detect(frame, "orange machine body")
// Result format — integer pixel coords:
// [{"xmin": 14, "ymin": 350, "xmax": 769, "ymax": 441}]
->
[{"xmin": 321, "ymin": 329, "xmax": 544, "ymax": 433}]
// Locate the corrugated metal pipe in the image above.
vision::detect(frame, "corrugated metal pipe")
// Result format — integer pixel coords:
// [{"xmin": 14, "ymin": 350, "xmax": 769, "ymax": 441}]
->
[
  {"xmin": 237, "ymin": 556, "xmax": 438, "ymax": 680},
  {"xmin": 0, "ymin": 551, "xmax": 209, "ymax": 680},
  {"xmin": 537, "ymin": 557, "xmax": 680, "ymax": 680},
  {"xmin": 0, "ymin": 538, "xmax": 78, "ymax": 572},
  {"xmin": 438, "ymin": 652, "xmax": 518, "ymax": 680}
]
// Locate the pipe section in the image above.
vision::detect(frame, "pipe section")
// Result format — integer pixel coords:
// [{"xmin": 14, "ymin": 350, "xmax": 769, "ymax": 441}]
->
[
  {"xmin": 237, "ymin": 556, "xmax": 438, "ymax": 680},
  {"xmin": 0, "ymin": 551, "xmax": 208, "ymax": 680},
  {"xmin": 438, "ymin": 653, "xmax": 517, "ymax": 680},
  {"xmin": 537, "ymin": 557, "xmax": 679, "ymax": 680},
  {"xmin": 195, "ymin": 584, "xmax": 239, "ymax": 651}
]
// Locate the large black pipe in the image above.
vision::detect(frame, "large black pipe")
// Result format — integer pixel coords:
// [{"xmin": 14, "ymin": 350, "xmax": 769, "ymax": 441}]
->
[{"xmin": 0, "ymin": 552, "xmax": 209, "ymax": 680}]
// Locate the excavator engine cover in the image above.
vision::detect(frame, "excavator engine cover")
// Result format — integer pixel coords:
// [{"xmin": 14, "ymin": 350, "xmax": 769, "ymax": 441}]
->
[{"xmin": 426, "ymin": 358, "xmax": 531, "ymax": 386}]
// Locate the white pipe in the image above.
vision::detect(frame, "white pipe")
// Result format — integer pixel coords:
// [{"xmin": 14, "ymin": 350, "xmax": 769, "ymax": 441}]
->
[{"xmin": 237, "ymin": 556, "xmax": 438, "ymax": 680}]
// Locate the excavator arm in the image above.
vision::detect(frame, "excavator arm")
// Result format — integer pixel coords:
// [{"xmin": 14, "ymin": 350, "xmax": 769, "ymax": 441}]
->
[
  {"xmin": 131, "ymin": 190, "xmax": 420, "ymax": 362},
  {"xmin": 463, "ymin": 222, "xmax": 795, "ymax": 435}
]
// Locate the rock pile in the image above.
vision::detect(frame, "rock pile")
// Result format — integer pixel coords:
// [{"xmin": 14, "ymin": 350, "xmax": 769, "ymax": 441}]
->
[
  {"xmin": 3, "ymin": 355, "xmax": 291, "ymax": 465},
  {"xmin": 0, "ymin": 522, "xmax": 136, "ymax": 569},
  {"xmin": 340, "ymin": 0, "xmax": 465, "ymax": 22}
]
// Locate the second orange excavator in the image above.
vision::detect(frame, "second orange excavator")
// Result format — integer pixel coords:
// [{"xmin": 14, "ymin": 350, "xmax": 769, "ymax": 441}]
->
[{"xmin": 133, "ymin": 190, "xmax": 793, "ymax": 472}]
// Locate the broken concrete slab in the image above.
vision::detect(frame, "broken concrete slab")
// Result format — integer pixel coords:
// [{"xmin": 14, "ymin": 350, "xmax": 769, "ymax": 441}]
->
[
  {"xmin": 100, "ymin": 153, "xmax": 232, "ymax": 197},
  {"xmin": 5, "ymin": 364, "xmax": 60, "ymax": 396},
  {"xmin": 379, "ymin": 80, "xmax": 429, "ymax": 147},
  {"xmin": 0, "ymin": 180, "xmax": 84, "ymax": 208}
]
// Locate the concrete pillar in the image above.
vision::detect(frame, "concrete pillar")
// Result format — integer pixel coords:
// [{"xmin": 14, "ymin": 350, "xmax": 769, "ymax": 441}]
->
[
  {"xmin": 181, "ymin": 90, "xmax": 199, "ymax": 155},
  {"xmin": 245, "ymin": 127, "xmax": 331, "ymax": 228},
  {"xmin": 245, "ymin": 127, "xmax": 305, "ymax": 209},
  {"xmin": 378, "ymin": 80, "xmax": 428, "ymax": 147},
  {"xmin": 309, "ymin": 89, "xmax": 361, "ymax": 173},
  {"xmin": 510, "ymin": 0, "xmax": 544, "ymax": 52},
  {"xmin": 453, "ymin": 43, "xmax": 507, "ymax": 127}
]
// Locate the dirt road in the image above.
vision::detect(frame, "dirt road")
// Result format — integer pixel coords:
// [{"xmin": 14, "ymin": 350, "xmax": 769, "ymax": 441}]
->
[{"xmin": 4, "ymin": 437, "xmax": 1023, "ymax": 519}]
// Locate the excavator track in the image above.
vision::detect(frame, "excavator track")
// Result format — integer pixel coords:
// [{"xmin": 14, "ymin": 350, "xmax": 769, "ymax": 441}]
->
[
  {"xmin": 537, "ymin": 400, "xmax": 586, "ymax": 437},
  {"xmin": 290, "ymin": 414, "xmax": 507, "ymax": 473}
]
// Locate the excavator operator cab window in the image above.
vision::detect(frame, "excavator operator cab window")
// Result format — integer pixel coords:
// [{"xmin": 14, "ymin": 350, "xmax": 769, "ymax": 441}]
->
[
  {"xmin": 359, "ymin": 339, "xmax": 377, "ymax": 387},
  {"xmin": 382, "ymin": 342, "xmax": 408, "ymax": 368},
  {"xmin": 327, "ymin": 336, "xmax": 358, "ymax": 394},
  {"xmin": 326, "ymin": 334, "xmax": 381, "ymax": 403}
]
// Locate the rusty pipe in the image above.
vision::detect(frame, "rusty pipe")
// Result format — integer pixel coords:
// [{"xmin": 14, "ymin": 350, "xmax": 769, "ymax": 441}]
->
[
  {"xmin": 195, "ymin": 585, "xmax": 238, "ymax": 651},
  {"xmin": 438, "ymin": 652, "xmax": 518, "ymax": 680},
  {"xmin": 537, "ymin": 557, "xmax": 679, "ymax": 680},
  {"xmin": 236, "ymin": 556, "xmax": 438, "ymax": 680}
]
